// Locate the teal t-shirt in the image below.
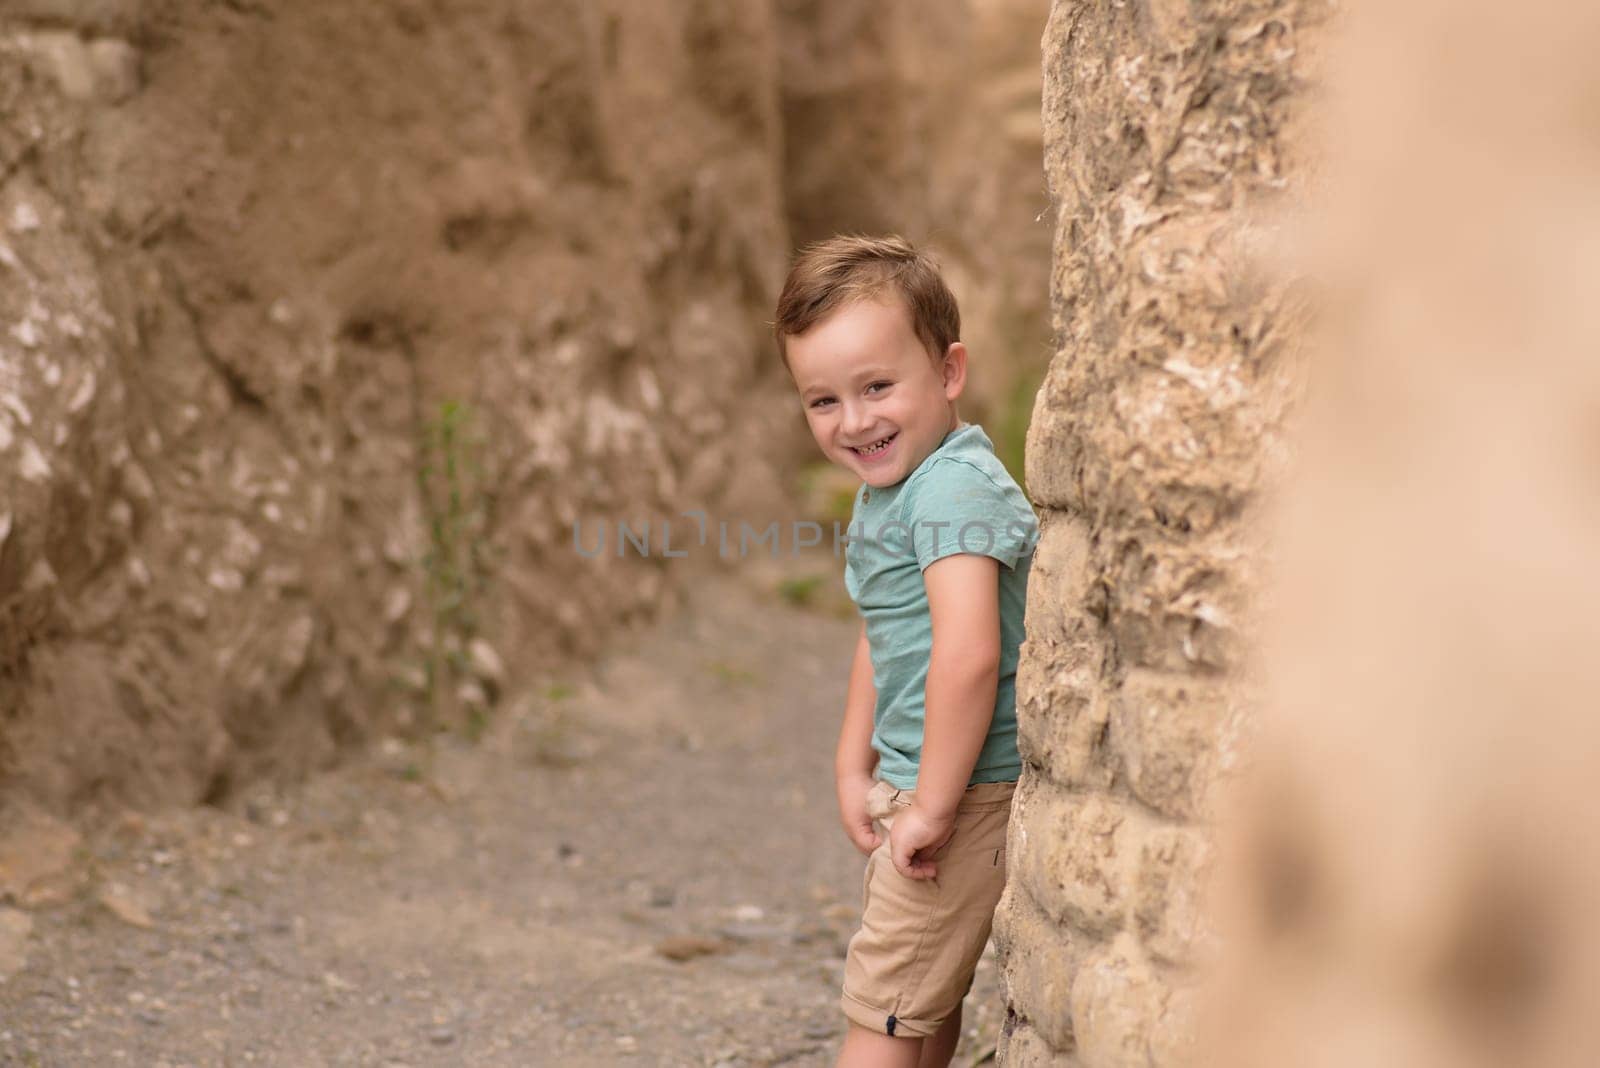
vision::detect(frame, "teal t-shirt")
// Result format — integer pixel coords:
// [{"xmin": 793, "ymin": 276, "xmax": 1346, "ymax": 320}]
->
[{"xmin": 843, "ymin": 422, "xmax": 1039, "ymax": 789}]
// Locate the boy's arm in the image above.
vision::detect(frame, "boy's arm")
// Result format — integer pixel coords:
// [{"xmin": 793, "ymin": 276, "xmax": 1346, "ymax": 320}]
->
[
  {"xmin": 836, "ymin": 622, "xmax": 882, "ymax": 854},
  {"xmin": 836, "ymin": 621, "xmax": 878, "ymax": 781},
  {"xmin": 889, "ymin": 553, "xmax": 1002, "ymax": 878},
  {"xmin": 912, "ymin": 553, "xmax": 1002, "ymax": 820}
]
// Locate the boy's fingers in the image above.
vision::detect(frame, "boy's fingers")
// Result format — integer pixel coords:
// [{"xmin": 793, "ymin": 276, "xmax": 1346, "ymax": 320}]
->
[
  {"xmin": 892, "ymin": 839, "xmax": 929, "ymax": 878},
  {"xmin": 895, "ymin": 854, "xmax": 935, "ymax": 879}
]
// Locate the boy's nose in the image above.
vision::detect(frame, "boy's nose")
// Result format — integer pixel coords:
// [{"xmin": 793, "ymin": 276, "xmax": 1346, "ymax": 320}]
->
[{"xmin": 840, "ymin": 401, "xmax": 873, "ymax": 437}]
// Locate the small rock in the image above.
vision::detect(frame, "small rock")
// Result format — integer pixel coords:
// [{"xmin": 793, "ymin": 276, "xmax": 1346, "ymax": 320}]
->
[
  {"xmin": 268, "ymin": 299, "xmax": 296, "ymax": 327},
  {"xmin": 791, "ymin": 924, "xmax": 834, "ymax": 946},
  {"xmin": 98, "ymin": 883, "xmax": 155, "ymax": 929},
  {"xmin": 87, "ymin": 39, "xmax": 141, "ymax": 102},
  {"xmin": 653, "ymin": 935, "xmax": 728, "ymax": 962},
  {"xmin": 22, "ymin": 32, "xmax": 93, "ymax": 99},
  {"xmin": 427, "ymin": 1027, "xmax": 455, "ymax": 1046},
  {"xmin": 8, "ymin": 203, "xmax": 40, "ymax": 234},
  {"xmin": 467, "ymin": 639, "xmax": 505, "ymax": 685},
  {"xmin": 456, "ymin": 678, "xmax": 487, "ymax": 709},
  {"xmin": 0, "ymin": 907, "xmax": 34, "ymax": 980},
  {"xmin": 0, "ymin": 809, "xmax": 82, "ymax": 902}
]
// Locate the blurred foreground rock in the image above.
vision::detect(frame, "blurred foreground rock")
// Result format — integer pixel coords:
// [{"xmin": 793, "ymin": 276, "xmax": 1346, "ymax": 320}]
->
[
  {"xmin": 1007, "ymin": 0, "xmax": 1600, "ymax": 1065},
  {"xmin": 1204, "ymin": 1, "xmax": 1600, "ymax": 1066}
]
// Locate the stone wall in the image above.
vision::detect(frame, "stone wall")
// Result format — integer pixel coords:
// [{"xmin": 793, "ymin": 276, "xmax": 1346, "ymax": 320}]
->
[{"xmin": 995, "ymin": 1, "xmax": 1326, "ymax": 1062}]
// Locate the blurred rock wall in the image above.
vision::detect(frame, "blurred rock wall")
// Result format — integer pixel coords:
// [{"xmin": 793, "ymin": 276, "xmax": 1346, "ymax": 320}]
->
[
  {"xmin": 0, "ymin": 0, "xmax": 1057, "ymax": 817},
  {"xmin": 1203, "ymin": 0, "xmax": 1600, "ymax": 1065},
  {"xmin": 0, "ymin": 0, "xmax": 794, "ymax": 812},
  {"xmin": 995, "ymin": 1, "xmax": 1325, "ymax": 1062},
  {"xmin": 775, "ymin": 0, "xmax": 1052, "ymax": 458}
]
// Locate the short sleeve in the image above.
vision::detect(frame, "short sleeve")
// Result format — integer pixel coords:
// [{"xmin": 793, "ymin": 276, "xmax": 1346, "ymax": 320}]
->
[{"xmin": 901, "ymin": 459, "xmax": 1038, "ymax": 572}]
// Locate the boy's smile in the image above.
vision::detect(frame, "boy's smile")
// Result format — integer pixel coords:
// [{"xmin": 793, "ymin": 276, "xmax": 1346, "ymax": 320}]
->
[{"xmin": 785, "ymin": 296, "xmax": 968, "ymax": 488}]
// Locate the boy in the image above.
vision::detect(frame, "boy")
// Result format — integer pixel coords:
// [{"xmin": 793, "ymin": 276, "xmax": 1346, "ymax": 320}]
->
[{"xmin": 773, "ymin": 235, "xmax": 1038, "ymax": 1068}]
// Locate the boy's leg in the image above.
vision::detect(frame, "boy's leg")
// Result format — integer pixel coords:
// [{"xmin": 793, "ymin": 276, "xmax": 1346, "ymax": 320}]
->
[
  {"xmin": 917, "ymin": 1000, "xmax": 962, "ymax": 1068},
  {"xmin": 834, "ymin": 1002, "xmax": 961, "ymax": 1068},
  {"xmin": 840, "ymin": 782, "xmax": 1012, "ymax": 1061},
  {"xmin": 835, "ymin": 1021, "xmax": 923, "ymax": 1068}
]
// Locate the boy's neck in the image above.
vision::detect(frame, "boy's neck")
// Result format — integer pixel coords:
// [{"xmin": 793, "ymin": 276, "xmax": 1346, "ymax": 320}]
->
[{"xmin": 899, "ymin": 415, "xmax": 968, "ymax": 479}]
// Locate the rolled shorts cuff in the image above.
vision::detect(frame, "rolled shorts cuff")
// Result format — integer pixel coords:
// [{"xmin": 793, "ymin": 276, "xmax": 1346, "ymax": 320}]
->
[{"xmin": 839, "ymin": 990, "xmax": 945, "ymax": 1039}]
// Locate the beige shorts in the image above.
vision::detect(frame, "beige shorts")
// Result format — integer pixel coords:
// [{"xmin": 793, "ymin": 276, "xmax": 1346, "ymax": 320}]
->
[{"xmin": 840, "ymin": 777, "xmax": 1016, "ymax": 1039}]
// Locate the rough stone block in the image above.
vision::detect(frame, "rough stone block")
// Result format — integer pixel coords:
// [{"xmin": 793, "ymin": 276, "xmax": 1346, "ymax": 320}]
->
[
  {"xmin": 995, "ymin": 883, "xmax": 1081, "ymax": 1052},
  {"xmin": 1024, "ymin": 509, "xmax": 1094, "ymax": 646},
  {"xmin": 1013, "ymin": 779, "xmax": 1143, "ymax": 935},
  {"xmin": 1069, "ymin": 937, "xmax": 1168, "ymax": 1068},
  {"xmin": 1110, "ymin": 670, "xmax": 1240, "ymax": 821},
  {"xmin": 1103, "ymin": 534, "xmax": 1248, "ymax": 675},
  {"xmin": 1132, "ymin": 825, "xmax": 1215, "ymax": 969},
  {"xmin": 1024, "ymin": 372, "xmax": 1087, "ymax": 512},
  {"xmin": 999, "ymin": 1017, "xmax": 1085, "ymax": 1067},
  {"xmin": 1147, "ymin": 982, "xmax": 1199, "ymax": 1068},
  {"xmin": 1015, "ymin": 638, "xmax": 1114, "ymax": 789}
]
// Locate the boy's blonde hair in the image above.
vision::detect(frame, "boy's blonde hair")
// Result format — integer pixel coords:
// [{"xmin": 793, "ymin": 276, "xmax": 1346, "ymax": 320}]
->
[{"xmin": 773, "ymin": 234, "xmax": 961, "ymax": 367}]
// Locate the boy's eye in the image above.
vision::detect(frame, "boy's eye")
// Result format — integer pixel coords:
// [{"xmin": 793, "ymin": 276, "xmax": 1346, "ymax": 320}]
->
[
  {"xmin": 809, "ymin": 397, "xmax": 835, "ymax": 409},
  {"xmin": 866, "ymin": 381, "xmax": 891, "ymax": 394}
]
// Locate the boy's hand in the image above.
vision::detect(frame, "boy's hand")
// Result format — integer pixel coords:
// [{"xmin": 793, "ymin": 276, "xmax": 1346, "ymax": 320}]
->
[
  {"xmin": 889, "ymin": 802, "xmax": 957, "ymax": 880},
  {"xmin": 837, "ymin": 772, "xmax": 882, "ymax": 855}
]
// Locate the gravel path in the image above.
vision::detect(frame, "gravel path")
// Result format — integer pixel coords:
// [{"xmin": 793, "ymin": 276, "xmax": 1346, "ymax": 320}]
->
[{"xmin": 0, "ymin": 566, "xmax": 1008, "ymax": 1067}]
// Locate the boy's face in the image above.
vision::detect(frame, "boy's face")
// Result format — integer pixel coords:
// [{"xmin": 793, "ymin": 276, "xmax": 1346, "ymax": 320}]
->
[{"xmin": 785, "ymin": 295, "xmax": 967, "ymax": 488}]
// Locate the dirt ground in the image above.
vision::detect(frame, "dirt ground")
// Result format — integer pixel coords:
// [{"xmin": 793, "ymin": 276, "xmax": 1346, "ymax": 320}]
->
[{"xmin": 0, "ymin": 562, "xmax": 1009, "ymax": 1067}]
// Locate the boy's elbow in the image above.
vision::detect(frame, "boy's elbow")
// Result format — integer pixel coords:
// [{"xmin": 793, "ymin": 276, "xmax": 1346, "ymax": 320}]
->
[{"xmin": 932, "ymin": 639, "xmax": 1001, "ymax": 678}]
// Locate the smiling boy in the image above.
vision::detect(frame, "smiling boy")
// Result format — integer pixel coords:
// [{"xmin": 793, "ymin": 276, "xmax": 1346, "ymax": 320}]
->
[{"xmin": 774, "ymin": 235, "xmax": 1039, "ymax": 1068}]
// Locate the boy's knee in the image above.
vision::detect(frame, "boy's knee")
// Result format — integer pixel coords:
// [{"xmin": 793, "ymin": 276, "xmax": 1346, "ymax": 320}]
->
[{"xmin": 836, "ymin": 1020, "xmax": 924, "ymax": 1068}]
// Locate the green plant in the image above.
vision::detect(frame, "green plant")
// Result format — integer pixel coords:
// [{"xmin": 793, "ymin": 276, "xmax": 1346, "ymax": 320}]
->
[
  {"xmin": 796, "ymin": 461, "xmax": 859, "ymax": 525},
  {"xmin": 704, "ymin": 659, "xmax": 758, "ymax": 685},
  {"xmin": 414, "ymin": 398, "xmax": 496, "ymax": 738},
  {"xmin": 977, "ymin": 283, "xmax": 1052, "ymax": 502},
  {"xmin": 993, "ymin": 363, "xmax": 1045, "ymax": 501},
  {"xmin": 776, "ymin": 574, "xmax": 825, "ymax": 607}
]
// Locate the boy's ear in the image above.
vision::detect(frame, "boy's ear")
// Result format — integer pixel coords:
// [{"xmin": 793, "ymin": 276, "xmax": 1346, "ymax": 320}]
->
[{"xmin": 941, "ymin": 342, "xmax": 968, "ymax": 401}]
